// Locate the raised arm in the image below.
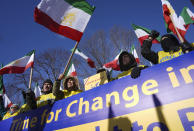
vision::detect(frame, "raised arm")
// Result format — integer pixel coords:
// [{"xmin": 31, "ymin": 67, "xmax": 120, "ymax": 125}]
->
[
  {"xmin": 141, "ymin": 30, "xmax": 159, "ymax": 64},
  {"xmin": 53, "ymin": 74, "xmax": 65, "ymax": 100}
]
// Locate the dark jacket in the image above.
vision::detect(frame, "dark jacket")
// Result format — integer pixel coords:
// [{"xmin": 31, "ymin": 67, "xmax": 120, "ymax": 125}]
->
[
  {"xmin": 141, "ymin": 34, "xmax": 193, "ymax": 64},
  {"xmin": 119, "ymin": 51, "xmax": 137, "ymax": 71},
  {"xmin": 115, "ymin": 51, "xmax": 147, "ymax": 79},
  {"xmin": 0, "ymin": 96, "xmax": 6, "ymax": 120}
]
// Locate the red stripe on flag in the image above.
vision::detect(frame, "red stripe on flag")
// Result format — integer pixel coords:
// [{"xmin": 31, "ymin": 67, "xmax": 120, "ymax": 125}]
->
[
  {"xmin": 163, "ymin": 5, "xmax": 186, "ymax": 40},
  {"xmin": 7, "ymin": 102, "xmax": 13, "ymax": 109},
  {"xmin": 139, "ymin": 36, "xmax": 160, "ymax": 46},
  {"xmin": 87, "ymin": 58, "xmax": 95, "ymax": 68},
  {"xmin": 0, "ymin": 62, "xmax": 34, "ymax": 75},
  {"xmin": 135, "ymin": 58, "xmax": 140, "ymax": 64},
  {"xmin": 34, "ymin": 8, "xmax": 83, "ymax": 42},
  {"xmin": 71, "ymin": 72, "xmax": 77, "ymax": 77},
  {"xmin": 104, "ymin": 59, "xmax": 120, "ymax": 71}
]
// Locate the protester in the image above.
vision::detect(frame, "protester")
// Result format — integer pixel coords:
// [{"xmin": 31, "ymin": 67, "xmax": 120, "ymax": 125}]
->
[
  {"xmin": 115, "ymin": 51, "xmax": 147, "ymax": 79},
  {"xmin": 53, "ymin": 74, "xmax": 82, "ymax": 100},
  {"xmin": 15, "ymin": 79, "xmax": 55, "ymax": 114},
  {"xmin": 141, "ymin": 30, "xmax": 193, "ymax": 64},
  {"xmin": 41, "ymin": 79, "xmax": 53, "ymax": 95},
  {"xmin": 21, "ymin": 77, "xmax": 80, "ymax": 112},
  {"xmin": 96, "ymin": 68, "xmax": 111, "ymax": 82},
  {"xmin": 22, "ymin": 90, "xmax": 26, "ymax": 104},
  {"xmin": 23, "ymin": 79, "xmax": 55, "ymax": 109},
  {"xmin": 0, "ymin": 95, "xmax": 23, "ymax": 120},
  {"xmin": 0, "ymin": 95, "xmax": 6, "ymax": 120},
  {"xmin": 19, "ymin": 89, "xmax": 37, "ymax": 113},
  {"xmin": 33, "ymin": 79, "xmax": 57, "ymax": 107},
  {"xmin": 2, "ymin": 104, "xmax": 19, "ymax": 120}
]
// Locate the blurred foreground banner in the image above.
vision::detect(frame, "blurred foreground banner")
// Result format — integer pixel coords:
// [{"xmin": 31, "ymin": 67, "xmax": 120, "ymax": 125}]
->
[{"xmin": 0, "ymin": 52, "xmax": 194, "ymax": 131}]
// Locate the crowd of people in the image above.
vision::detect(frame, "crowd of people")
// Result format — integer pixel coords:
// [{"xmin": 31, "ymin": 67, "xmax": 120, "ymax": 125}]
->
[{"xmin": 0, "ymin": 31, "xmax": 193, "ymax": 121}]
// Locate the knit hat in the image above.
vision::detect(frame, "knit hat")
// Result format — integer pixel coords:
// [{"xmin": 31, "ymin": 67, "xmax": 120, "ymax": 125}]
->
[
  {"xmin": 118, "ymin": 51, "xmax": 137, "ymax": 71},
  {"xmin": 43, "ymin": 79, "xmax": 53, "ymax": 86},
  {"xmin": 161, "ymin": 34, "xmax": 180, "ymax": 52}
]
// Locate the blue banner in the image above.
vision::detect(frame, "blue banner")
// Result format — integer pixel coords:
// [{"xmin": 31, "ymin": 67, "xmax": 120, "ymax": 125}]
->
[{"xmin": 0, "ymin": 51, "xmax": 194, "ymax": 131}]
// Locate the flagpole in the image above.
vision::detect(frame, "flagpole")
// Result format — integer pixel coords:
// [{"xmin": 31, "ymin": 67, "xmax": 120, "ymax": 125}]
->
[
  {"xmin": 169, "ymin": 15, "xmax": 184, "ymax": 43},
  {"xmin": 169, "ymin": 15, "xmax": 190, "ymax": 53},
  {"xmin": 28, "ymin": 67, "xmax": 33, "ymax": 89},
  {"xmin": 63, "ymin": 41, "xmax": 79, "ymax": 75},
  {"xmin": 149, "ymin": 62, "xmax": 153, "ymax": 66}
]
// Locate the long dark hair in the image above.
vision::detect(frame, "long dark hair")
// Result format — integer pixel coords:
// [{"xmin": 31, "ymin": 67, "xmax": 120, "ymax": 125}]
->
[{"xmin": 63, "ymin": 76, "xmax": 79, "ymax": 91}]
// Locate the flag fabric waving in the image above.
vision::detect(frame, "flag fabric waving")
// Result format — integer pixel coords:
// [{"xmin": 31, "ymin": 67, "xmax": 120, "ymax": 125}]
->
[
  {"xmin": 72, "ymin": 48, "xmax": 96, "ymax": 68},
  {"xmin": 131, "ymin": 45, "xmax": 140, "ymax": 64},
  {"xmin": 34, "ymin": 0, "xmax": 95, "ymax": 42},
  {"xmin": 161, "ymin": 0, "xmax": 187, "ymax": 41},
  {"xmin": 2, "ymin": 94, "xmax": 12, "ymax": 109},
  {"xmin": 34, "ymin": 83, "xmax": 42, "ymax": 98},
  {"xmin": 132, "ymin": 24, "xmax": 161, "ymax": 46},
  {"xmin": 65, "ymin": 62, "xmax": 77, "ymax": 77},
  {"xmin": 0, "ymin": 50, "xmax": 35, "ymax": 75},
  {"xmin": 179, "ymin": 7, "xmax": 194, "ymax": 30},
  {"xmin": 0, "ymin": 65, "xmax": 12, "ymax": 109},
  {"xmin": 103, "ymin": 50, "xmax": 122, "ymax": 71}
]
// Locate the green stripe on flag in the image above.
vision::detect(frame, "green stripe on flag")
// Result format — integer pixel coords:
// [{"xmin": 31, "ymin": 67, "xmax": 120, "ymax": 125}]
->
[
  {"xmin": 25, "ymin": 50, "xmax": 35, "ymax": 56},
  {"xmin": 132, "ymin": 24, "xmax": 161, "ymax": 42},
  {"xmin": 64, "ymin": 62, "xmax": 73, "ymax": 77},
  {"xmin": 71, "ymin": 48, "xmax": 81, "ymax": 53},
  {"xmin": 65, "ymin": 0, "xmax": 95, "ymax": 15},
  {"xmin": 132, "ymin": 24, "xmax": 151, "ymax": 34},
  {"xmin": 130, "ymin": 44, "xmax": 135, "ymax": 53},
  {"xmin": 180, "ymin": 7, "xmax": 194, "ymax": 25}
]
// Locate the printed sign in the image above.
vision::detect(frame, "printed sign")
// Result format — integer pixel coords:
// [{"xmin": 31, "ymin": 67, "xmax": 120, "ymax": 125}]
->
[
  {"xmin": 0, "ymin": 52, "xmax": 194, "ymax": 131},
  {"xmin": 84, "ymin": 71, "xmax": 108, "ymax": 91}
]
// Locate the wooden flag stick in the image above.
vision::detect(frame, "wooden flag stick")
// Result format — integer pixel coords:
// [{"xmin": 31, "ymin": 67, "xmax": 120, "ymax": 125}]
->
[
  {"xmin": 169, "ymin": 15, "xmax": 184, "ymax": 43},
  {"xmin": 169, "ymin": 15, "xmax": 190, "ymax": 53},
  {"xmin": 63, "ymin": 41, "xmax": 79, "ymax": 75},
  {"xmin": 28, "ymin": 67, "xmax": 33, "ymax": 89}
]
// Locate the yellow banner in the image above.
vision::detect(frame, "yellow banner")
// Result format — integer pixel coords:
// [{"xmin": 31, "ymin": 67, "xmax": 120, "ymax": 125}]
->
[
  {"xmin": 84, "ymin": 71, "xmax": 108, "ymax": 91},
  {"xmin": 57, "ymin": 98, "xmax": 194, "ymax": 131}
]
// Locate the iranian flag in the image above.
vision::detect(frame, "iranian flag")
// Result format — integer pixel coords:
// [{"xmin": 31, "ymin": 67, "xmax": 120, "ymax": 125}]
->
[
  {"xmin": 34, "ymin": 0, "xmax": 95, "ymax": 42},
  {"xmin": 103, "ymin": 50, "xmax": 122, "ymax": 71},
  {"xmin": 161, "ymin": 0, "xmax": 187, "ymax": 40},
  {"xmin": 65, "ymin": 62, "xmax": 77, "ymax": 77},
  {"xmin": 179, "ymin": 7, "xmax": 194, "ymax": 30},
  {"xmin": 131, "ymin": 45, "xmax": 140, "ymax": 64},
  {"xmin": 72, "ymin": 48, "xmax": 95, "ymax": 68},
  {"xmin": 0, "ymin": 50, "xmax": 35, "ymax": 75},
  {"xmin": 0, "ymin": 65, "xmax": 12, "ymax": 109},
  {"xmin": 132, "ymin": 24, "xmax": 161, "ymax": 46}
]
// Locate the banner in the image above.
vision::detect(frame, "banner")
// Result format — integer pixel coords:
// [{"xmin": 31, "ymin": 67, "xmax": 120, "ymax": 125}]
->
[
  {"xmin": 84, "ymin": 71, "xmax": 108, "ymax": 91},
  {"xmin": 0, "ymin": 51, "xmax": 194, "ymax": 131}
]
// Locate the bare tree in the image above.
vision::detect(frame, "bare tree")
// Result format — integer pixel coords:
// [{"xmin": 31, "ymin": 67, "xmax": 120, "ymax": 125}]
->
[
  {"xmin": 110, "ymin": 25, "xmax": 149, "ymax": 65},
  {"xmin": 4, "ymin": 25, "xmax": 149, "ymax": 105},
  {"xmin": 110, "ymin": 25, "xmax": 136, "ymax": 51},
  {"xmin": 35, "ymin": 48, "xmax": 70, "ymax": 81},
  {"xmin": 77, "ymin": 25, "xmax": 138, "ymax": 71},
  {"xmin": 74, "ymin": 25, "xmax": 151, "ymax": 80}
]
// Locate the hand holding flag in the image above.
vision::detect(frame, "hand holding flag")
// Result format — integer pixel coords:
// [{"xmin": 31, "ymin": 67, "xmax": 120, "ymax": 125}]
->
[{"xmin": 132, "ymin": 24, "xmax": 161, "ymax": 46}]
